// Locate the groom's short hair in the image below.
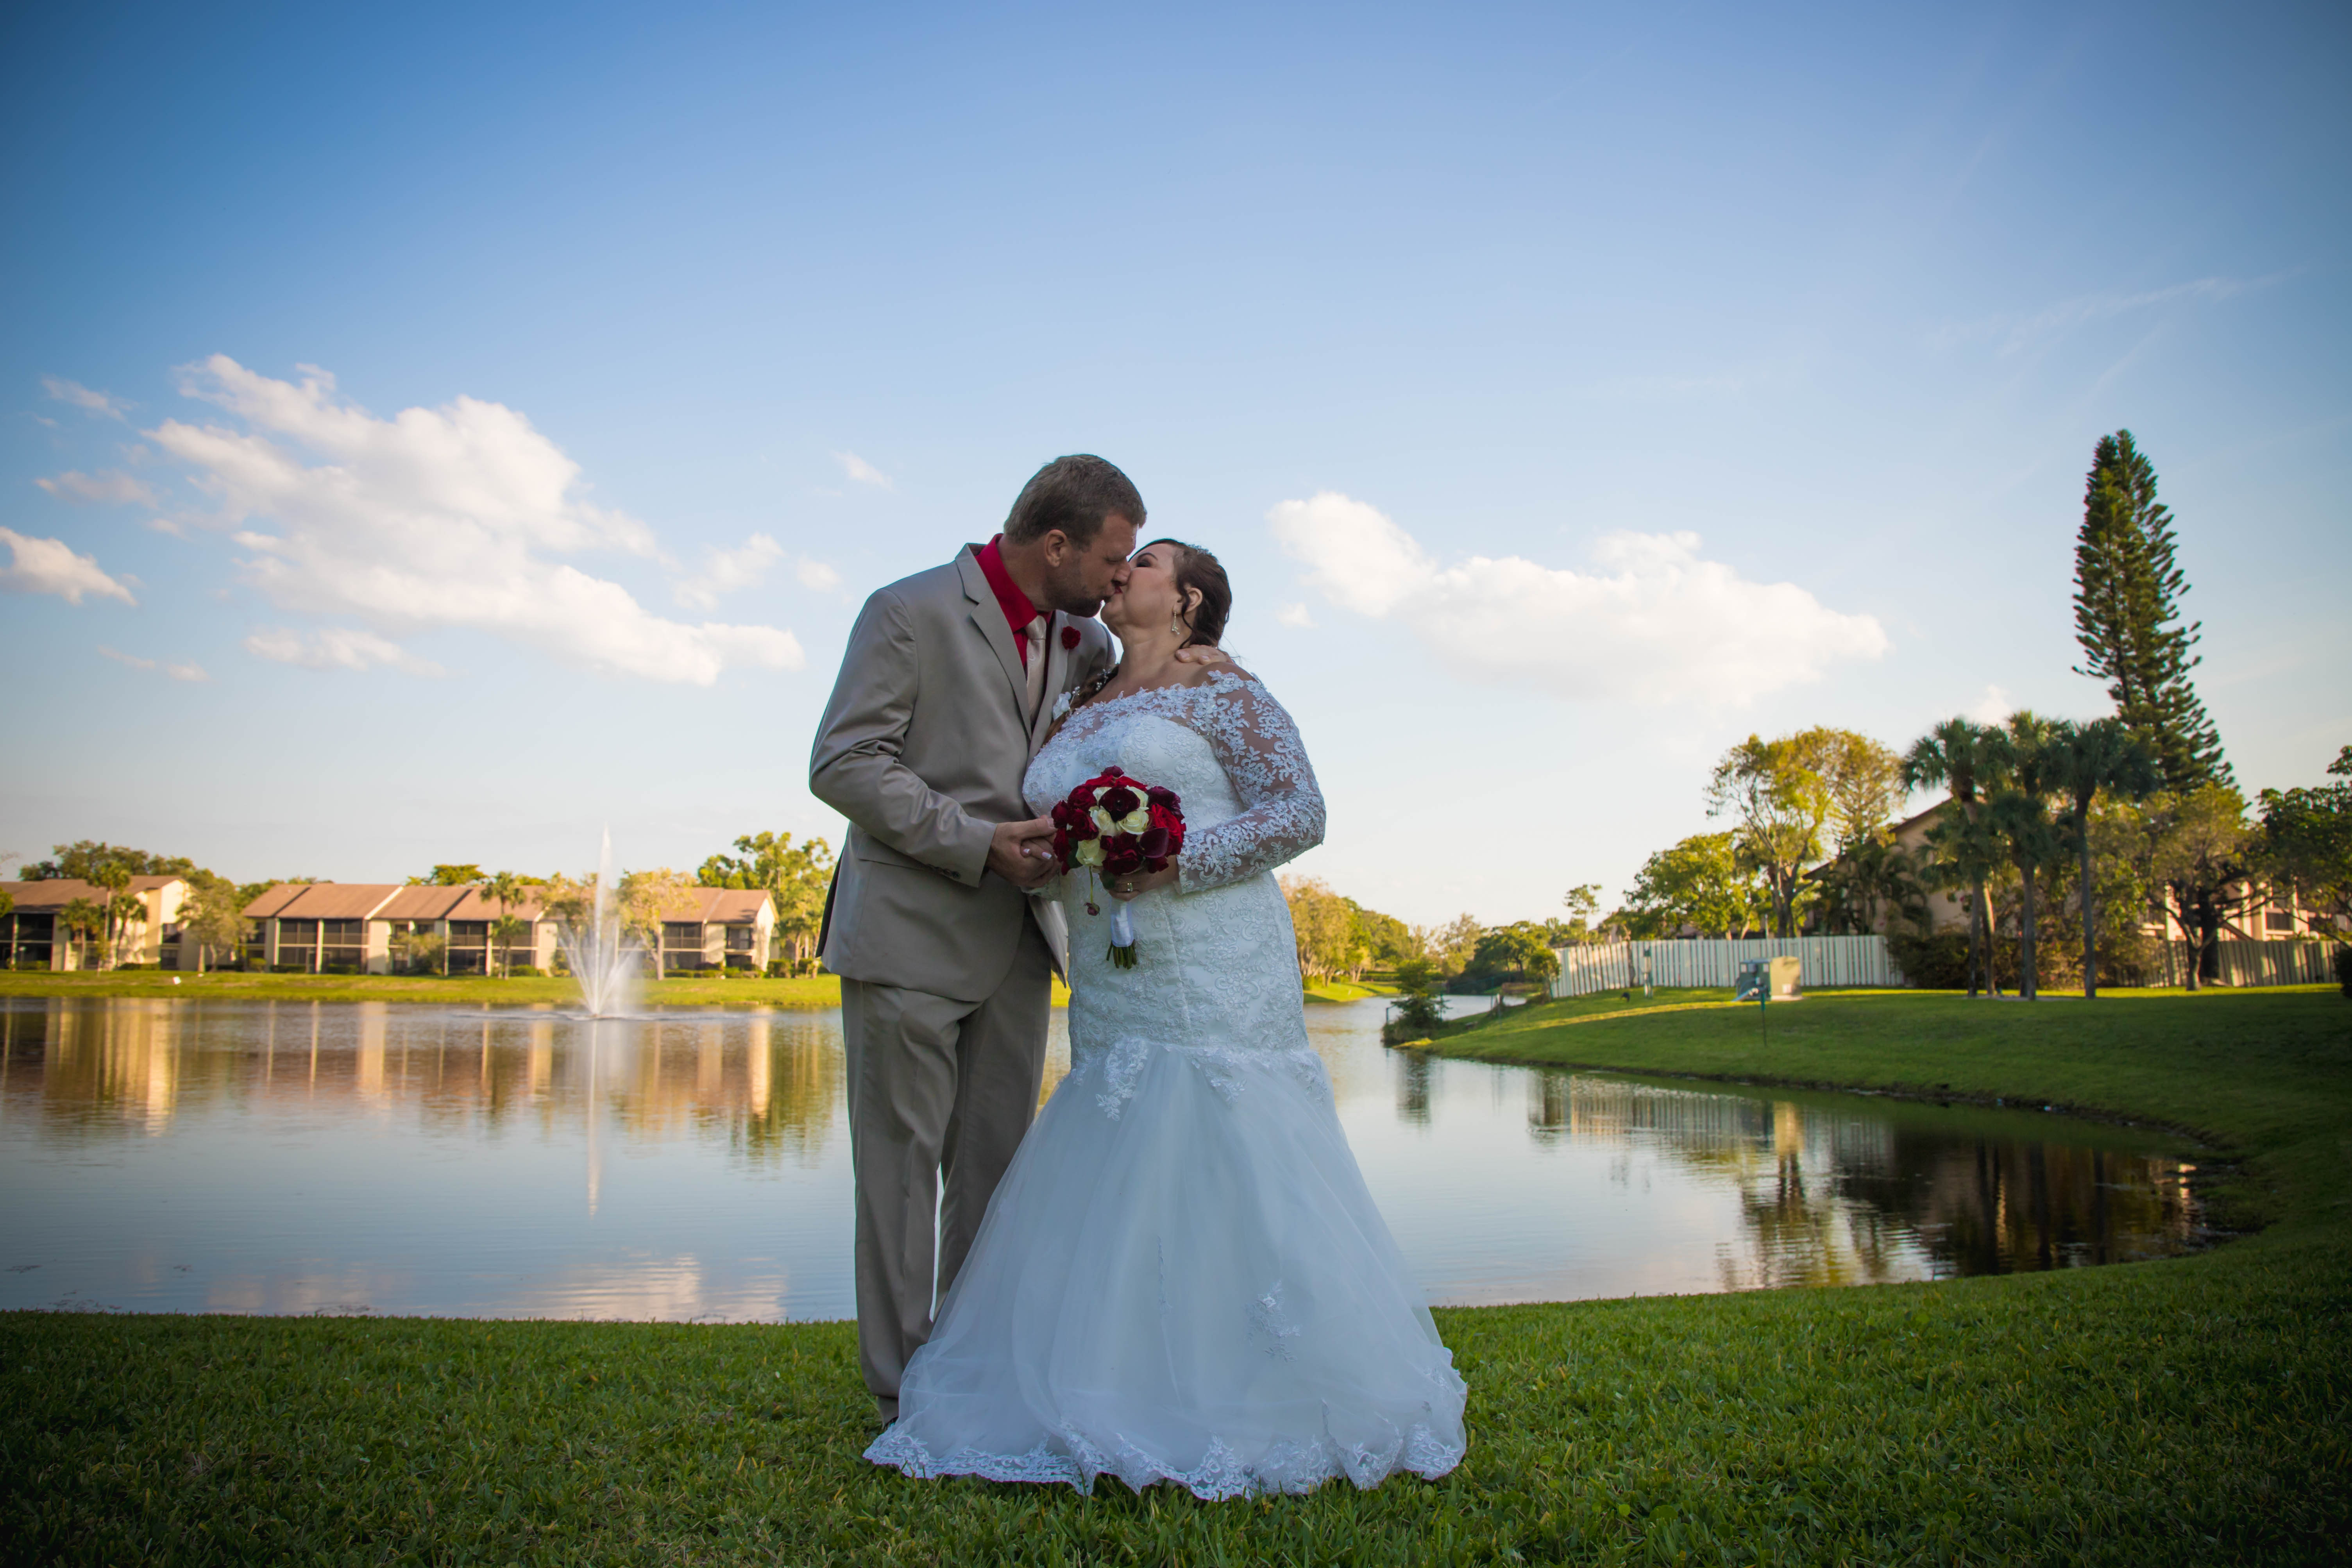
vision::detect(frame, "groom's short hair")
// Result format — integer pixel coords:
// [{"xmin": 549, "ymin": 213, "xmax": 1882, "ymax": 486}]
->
[{"xmin": 1004, "ymin": 455, "xmax": 1145, "ymax": 547}]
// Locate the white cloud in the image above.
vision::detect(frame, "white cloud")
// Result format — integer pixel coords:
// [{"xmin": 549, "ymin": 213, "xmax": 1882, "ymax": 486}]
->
[
  {"xmin": 1966, "ymin": 684, "xmax": 2013, "ymax": 724},
  {"xmin": 147, "ymin": 356, "xmax": 803, "ymax": 684},
  {"xmin": 37, "ymin": 469, "xmax": 159, "ymax": 506},
  {"xmin": 245, "ymin": 626, "xmax": 445, "ymax": 676},
  {"xmin": 1268, "ymin": 491, "xmax": 1887, "ymax": 704},
  {"xmin": 1276, "ymin": 601, "xmax": 1318, "ymax": 629},
  {"xmin": 97, "ymin": 645, "xmax": 210, "ymax": 682},
  {"xmin": 43, "ymin": 376, "xmax": 130, "ymax": 420},
  {"xmin": 832, "ymin": 450, "xmax": 893, "ymax": 489},
  {"xmin": 0, "ymin": 527, "xmax": 137, "ymax": 605},
  {"xmin": 797, "ymin": 558, "xmax": 842, "ymax": 591},
  {"xmin": 674, "ymin": 533, "xmax": 784, "ymax": 610}
]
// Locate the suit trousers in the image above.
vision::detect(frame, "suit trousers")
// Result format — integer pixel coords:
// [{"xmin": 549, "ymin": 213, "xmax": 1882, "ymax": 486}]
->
[{"xmin": 838, "ymin": 914, "xmax": 1052, "ymax": 1420}]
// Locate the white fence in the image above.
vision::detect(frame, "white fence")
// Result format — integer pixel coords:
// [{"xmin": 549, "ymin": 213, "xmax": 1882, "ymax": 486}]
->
[
  {"xmin": 2161, "ymin": 938, "xmax": 2344, "ymax": 989},
  {"xmin": 1551, "ymin": 935, "xmax": 1905, "ymax": 997}
]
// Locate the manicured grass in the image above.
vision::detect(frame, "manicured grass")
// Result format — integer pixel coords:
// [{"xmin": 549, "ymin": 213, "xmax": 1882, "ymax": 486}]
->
[
  {"xmin": 1305, "ymin": 976, "xmax": 1400, "ymax": 1003},
  {"xmin": 4, "ymin": 990, "xmax": 2347, "ymax": 1563}
]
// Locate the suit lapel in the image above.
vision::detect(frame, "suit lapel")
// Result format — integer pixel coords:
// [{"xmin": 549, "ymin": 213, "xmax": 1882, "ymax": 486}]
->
[
  {"xmin": 956, "ymin": 547, "xmax": 1027, "ymax": 714},
  {"xmin": 1028, "ymin": 610, "xmax": 1064, "ymax": 753}
]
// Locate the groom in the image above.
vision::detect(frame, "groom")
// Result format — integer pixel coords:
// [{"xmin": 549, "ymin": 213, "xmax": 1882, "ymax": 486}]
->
[{"xmin": 810, "ymin": 454, "xmax": 1139, "ymax": 1424}]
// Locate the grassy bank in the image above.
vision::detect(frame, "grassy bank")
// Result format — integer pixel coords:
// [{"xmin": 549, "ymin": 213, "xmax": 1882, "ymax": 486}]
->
[{"xmin": 4, "ymin": 991, "xmax": 2347, "ymax": 1563}]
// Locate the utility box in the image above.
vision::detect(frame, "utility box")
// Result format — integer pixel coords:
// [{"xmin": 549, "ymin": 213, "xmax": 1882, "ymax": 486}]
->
[{"xmin": 1734, "ymin": 956, "xmax": 1803, "ymax": 1002}]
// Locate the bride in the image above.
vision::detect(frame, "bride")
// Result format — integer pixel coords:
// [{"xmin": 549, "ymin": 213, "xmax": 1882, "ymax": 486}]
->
[{"xmin": 864, "ymin": 539, "xmax": 1468, "ymax": 1499}]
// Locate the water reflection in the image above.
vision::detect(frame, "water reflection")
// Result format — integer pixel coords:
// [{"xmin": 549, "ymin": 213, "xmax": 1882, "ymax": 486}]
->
[{"xmin": 0, "ymin": 996, "xmax": 2198, "ymax": 1321}]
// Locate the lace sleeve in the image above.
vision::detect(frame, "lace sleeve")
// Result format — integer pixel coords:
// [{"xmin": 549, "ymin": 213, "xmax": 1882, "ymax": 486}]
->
[{"xmin": 1177, "ymin": 673, "xmax": 1326, "ymax": 894}]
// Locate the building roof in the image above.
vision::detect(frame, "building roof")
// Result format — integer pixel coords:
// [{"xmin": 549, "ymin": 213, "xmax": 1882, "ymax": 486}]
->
[
  {"xmin": 242, "ymin": 883, "xmax": 313, "ymax": 918},
  {"xmin": 2, "ymin": 876, "xmax": 186, "ymax": 912},
  {"xmin": 377, "ymin": 885, "xmax": 475, "ymax": 920},
  {"xmin": 652, "ymin": 887, "xmax": 769, "ymax": 924},
  {"xmin": 271, "ymin": 883, "xmax": 407, "ymax": 919},
  {"xmin": 442, "ymin": 887, "xmax": 550, "ymax": 921}
]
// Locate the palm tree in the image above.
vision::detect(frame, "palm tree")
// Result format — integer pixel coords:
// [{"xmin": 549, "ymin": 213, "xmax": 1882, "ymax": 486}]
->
[
  {"xmin": 2046, "ymin": 718, "xmax": 2159, "ymax": 999},
  {"xmin": 1904, "ymin": 718, "xmax": 2009, "ymax": 996},
  {"xmin": 1984, "ymin": 711, "xmax": 2064, "ymax": 999},
  {"xmin": 483, "ymin": 869, "xmax": 530, "ymax": 978},
  {"xmin": 59, "ymin": 896, "xmax": 106, "ymax": 970},
  {"xmin": 90, "ymin": 860, "xmax": 133, "ymax": 970}
]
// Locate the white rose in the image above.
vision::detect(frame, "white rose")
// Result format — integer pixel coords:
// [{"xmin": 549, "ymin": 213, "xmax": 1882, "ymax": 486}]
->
[
  {"xmin": 1120, "ymin": 806, "xmax": 1150, "ymax": 835},
  {"xmin": 1090, "ymin": 806, "xmax": 1117, "ymax": 835},
  {"xmin": 1075, "ymin": 838, "xmax": 1105, "ymax": 868}
]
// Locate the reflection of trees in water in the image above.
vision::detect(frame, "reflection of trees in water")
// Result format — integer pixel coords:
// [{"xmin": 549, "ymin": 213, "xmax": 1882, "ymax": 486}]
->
[
  {"xmin": 1394, "ymin": 1052, "xmax": 1433, "ymax": 1126},
  {"xmin": 1523, "ymin": 1072, "xmax": 2194, "ymax": 1286},
  {"xmin": 2, "ymin": 998, "xmax": 849, "ymax": 1167}
]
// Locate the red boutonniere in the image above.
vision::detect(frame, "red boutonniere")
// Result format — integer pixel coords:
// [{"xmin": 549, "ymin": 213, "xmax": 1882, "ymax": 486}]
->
[{"xmin": 1060, "ymin": 625, "xmax": 1082, "ymax": 651}]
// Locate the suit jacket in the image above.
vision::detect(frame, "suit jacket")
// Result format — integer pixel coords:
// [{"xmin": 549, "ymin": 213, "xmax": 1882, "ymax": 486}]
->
[{"xmin": 811, "ymin": 544, "xmax": 1116, "ymax": 1002}]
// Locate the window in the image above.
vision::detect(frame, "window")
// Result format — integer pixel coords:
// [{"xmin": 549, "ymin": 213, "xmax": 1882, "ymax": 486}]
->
[
  {"xmin": 280, "ymin": 919, "xmax": 320, "ymax": 940},
  {"xmin": 449, "ymin": 922, "xmax": 489, "ymax": 943},
  {"xmin": 723, "ymin": 924, "xmax": 756, "ymax": 951},
  {"xmin": 663, "ymin": 923, "xmax": 703, "ymax": 948},
  {"xmin": 2266, "ymin": 911, "xmax": 2295, "ymax": 932}
]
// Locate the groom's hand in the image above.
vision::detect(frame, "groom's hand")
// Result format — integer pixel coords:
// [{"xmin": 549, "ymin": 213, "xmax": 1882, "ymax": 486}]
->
[
  {"xmin": 987, "ymin": 818, "xmax": 1060, "ymax": 890},
  {"xmin": 1172, "ymin": 645, "xmax": 1231, "ymax": 668}
]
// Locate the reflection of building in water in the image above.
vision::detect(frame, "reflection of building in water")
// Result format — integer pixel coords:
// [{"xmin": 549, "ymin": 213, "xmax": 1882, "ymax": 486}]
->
[{"xmin": 0, "ymin": 998, "xmax": 849, "ymax": 1167}]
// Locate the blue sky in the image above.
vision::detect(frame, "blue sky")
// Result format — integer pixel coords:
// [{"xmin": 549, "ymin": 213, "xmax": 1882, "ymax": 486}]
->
[{"xmin": 4, "ymin": 1, "xmax": 2346, "ymax": 925}]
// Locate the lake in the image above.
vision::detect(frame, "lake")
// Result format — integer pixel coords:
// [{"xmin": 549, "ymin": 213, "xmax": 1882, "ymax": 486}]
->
[{"xmin": 0, "ymin": 994, "xmax": 2199, "ymax": 1321}]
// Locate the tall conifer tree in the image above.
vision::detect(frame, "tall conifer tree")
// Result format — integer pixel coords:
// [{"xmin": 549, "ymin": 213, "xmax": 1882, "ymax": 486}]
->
[{"xmin": 2071, "ymin": 430, "xmax": 2230, "ymax": 789}]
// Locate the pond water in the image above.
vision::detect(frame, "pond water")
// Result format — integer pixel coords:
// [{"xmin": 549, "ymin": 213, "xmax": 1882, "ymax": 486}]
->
[{"xmin": 0, "ymin": 995, "xmax": 2199, "ymax": 1321}]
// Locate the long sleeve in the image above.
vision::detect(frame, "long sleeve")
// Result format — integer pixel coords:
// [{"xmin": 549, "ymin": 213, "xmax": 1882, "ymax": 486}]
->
[
  {"xmin": 809, "ymin": 588, "xmax": 995, "ymax": 887},
  {"xmin": 1177, "ymin": 674, "xmax": 1326, "ymax": 894}
]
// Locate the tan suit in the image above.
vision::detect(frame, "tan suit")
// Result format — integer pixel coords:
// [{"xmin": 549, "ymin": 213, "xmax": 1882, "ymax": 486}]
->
[{"xmin": 810, "ymin": 544, "xmax": 1114, "ymax": 1417}]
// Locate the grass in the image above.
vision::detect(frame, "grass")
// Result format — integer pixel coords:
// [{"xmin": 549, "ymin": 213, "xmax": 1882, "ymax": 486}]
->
[
  {"xmin": 3, "ymin": 989, "xmax": 2347, "ymax": 1563},
  {"xmin": 1305, "ymin": 976, "xmax": 1399, "ymax": 1003}
]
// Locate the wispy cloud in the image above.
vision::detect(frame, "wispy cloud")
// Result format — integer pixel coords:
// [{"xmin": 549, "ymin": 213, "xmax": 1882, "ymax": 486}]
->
[
  {"xmin": 1275, "ymin": 602, "xmax": 1317, "ymax": 629},
  {"xmin": 36, "ymin": 469, "xmax": 159, "ymax": 506},
  {"xmin": 1931, "ymin": 273, "xmax": 2290, "ymax": 356},
  {"xmin": 97, "ymin": 645, "xmax": 209, "ymax": 681},
  {"xmin": 797, "ymin": 558, "xmax": 841, "ymax": 591},
  {"xmin": 1268, "ymin": 492, "xmax": 1887, "ymax": 705},
  {"xmin": 1966, "ymin": 684, "xmax": 2012, "ymax": 724},
  {"xmin": 245, "ymin": 626, "xmax": 444, "ymax": 676},
  {"xmin": 42, "ymin": 376, "xmax": 131, "ymax": 420},
  {"xmin": 832, "ymin": 450, "xmax": 894, "ymax": 489},
  {"xmin": 0, "ymin": 527, "xmax": 137, "ymax": 605},
  {"xmin": 674, "ymin": 533, "xmax": 783, "ymax": 610},
  {"xmin": 148, "ymin": 356, "xmax": 804, "ymax": 684}
]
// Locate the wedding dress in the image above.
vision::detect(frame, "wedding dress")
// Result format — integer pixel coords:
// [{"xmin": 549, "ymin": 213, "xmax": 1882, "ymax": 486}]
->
[{"xmin": 864, "ymin": 669, "xmax": 1468, "ymax": 1498}]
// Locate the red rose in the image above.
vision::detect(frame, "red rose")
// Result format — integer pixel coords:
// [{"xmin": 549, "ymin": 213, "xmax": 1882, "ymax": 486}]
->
[
  {"xmin": 1146, "ymin": 785, "xmax": 1179, "ymax": 810},
  {"xmin": 1070, "ymin": 814, "xmax": 1099, "ymax": 840},
  {"xmin": 1100, "ymin": 785, "xmax": 1140, "ymax": 817},
  {"xmin": 1104, "ymin": 847, "xmax": 1144, "ymax": 876},
  {"xmin": 1061, "ymin": 625, "xmax": 1081, "ymax": 651}
]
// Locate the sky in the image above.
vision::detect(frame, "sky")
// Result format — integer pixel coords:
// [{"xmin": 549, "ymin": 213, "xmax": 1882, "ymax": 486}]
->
[{"xmin": 3, "ymin": 0, "xmax": 2346, "ymax": 926}]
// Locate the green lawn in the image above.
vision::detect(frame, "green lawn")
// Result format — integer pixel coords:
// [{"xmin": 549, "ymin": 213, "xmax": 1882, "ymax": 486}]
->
[{"xmin": 3, "ymin": 989, "xmax": 2347, "ymax": 1563}]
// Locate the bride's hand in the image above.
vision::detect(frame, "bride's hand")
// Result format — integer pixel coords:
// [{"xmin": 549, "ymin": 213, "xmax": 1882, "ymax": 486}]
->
[{"xmin": 1105, "ymin": 864, "xmax": 1178, "ymax": 901}]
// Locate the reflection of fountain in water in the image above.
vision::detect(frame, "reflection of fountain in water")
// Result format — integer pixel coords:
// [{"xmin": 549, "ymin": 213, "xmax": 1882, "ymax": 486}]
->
[{"xmin": 559, "ymin": 828, "xmax": 643, "ymax": 1019}]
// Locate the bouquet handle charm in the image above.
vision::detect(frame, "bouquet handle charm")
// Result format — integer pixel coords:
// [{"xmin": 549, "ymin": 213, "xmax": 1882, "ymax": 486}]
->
[{"xmin": 1050, "ymin": 766, "xmax": 1185, "ymax": 970}]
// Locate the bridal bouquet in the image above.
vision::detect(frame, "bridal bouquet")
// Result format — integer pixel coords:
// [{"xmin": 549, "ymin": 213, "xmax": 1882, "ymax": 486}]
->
[{"xmin": 1050, "ymin": 767, "xmax": 1185, "ymax": 968}]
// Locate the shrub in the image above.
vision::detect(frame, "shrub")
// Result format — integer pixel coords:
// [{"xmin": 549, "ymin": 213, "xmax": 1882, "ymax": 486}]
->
[
  {"xmin": 508, "ymin": 965, "xmax": 542, "ymax": 978},
  {"xmin": 2335, "ymin": 945, "xmax": 2352, "ymax": 999}
]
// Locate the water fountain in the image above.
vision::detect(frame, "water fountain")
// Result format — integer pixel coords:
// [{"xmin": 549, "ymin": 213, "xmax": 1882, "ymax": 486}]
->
[{"xmin": 557, "ymin": 827, "xmax": 642, "ymax": 1019}]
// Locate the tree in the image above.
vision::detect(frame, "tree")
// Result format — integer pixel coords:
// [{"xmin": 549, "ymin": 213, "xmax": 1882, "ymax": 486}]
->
[
  {"xmin": 89, "ymin": 860, "xmax": 137, "ymax": 969},
  {"xmin": 1619, "ymin": 832, "xmax": 1765, "ymax": 939},
  {"xmin": 1811, "ymin": 830, "xmax": 1925, "ymax": 937},
  {"xmin": 24, "ymin": 842, "xmax": 195, "ymax": 881},
  {"xmin": 699, "ymin": 831, "xmax": 836, "ymax": 971},
  {"xmin": 1416, "ymin": 914, "xmax": 1483, "ymax": 978},
  {"xmin": 1279, "ymin": 876, "xmax": 1358, "ymax": 983},
  {"xmin": 2073, "ymin": 431, "xmax": 2229, "ymax": 791},
  {"xmin": 388, "ymin": 924, "xmax": 447, "ymax": 976},
  {"xmin": 1558, "ymin": 884, "xmax": 1606, "ymax": 945},
  {"xmin": 1462, "ymin": 923, "xmax": 1561, "ymax": 991},
  {"xmin": 174, "ymin": 870, "xmax": 248, "ymax": 974},
  {"xmin": 1345, "ymin": 901, "xmax": 1418, "ymax": 971},
  {"xmin": 416, "ymin": 864, "xmax": 485, "ymax": 887},
  {"xmin": 2046, "ymin": 717, "xmax": 2160, "ymax": 998},
  {"xmin": 1904, "ymin": 718, "xmax": 2009, "ymax": 996},
  {"xmin": 1983, "ymin": 712, "xmax": 2067, "ymax": 999},
  {"xmin": 1707, "ymin": 728, "xmax": 1904, "ymax": 936},
  {"xmin": 478, "ymin": 869, "xmax": 531, "ymax": 977},
  {"xmin": 2258, "ymin": 744, "xmax": 2352, "ymax": 943},
  {"xmin": 2143, "ymin": 785, "xmax": 2251, "ymax": 989},
  {"xmin": 619, "ymin": 868, "xmax": 697, "ymax": 979},
  {"xmin": 59, "ymin": 896, "xmax": 106, "ymax": 969}
]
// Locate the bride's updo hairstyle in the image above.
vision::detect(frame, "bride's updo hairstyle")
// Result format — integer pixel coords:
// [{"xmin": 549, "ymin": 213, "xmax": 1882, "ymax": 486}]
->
[{"xmin": 1148, "ymin": 539, "xmax": 1231, "ymax": 649}]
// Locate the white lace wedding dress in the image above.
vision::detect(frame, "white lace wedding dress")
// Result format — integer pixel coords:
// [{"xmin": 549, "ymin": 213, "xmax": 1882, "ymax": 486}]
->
[{"xmin": 864, "ymin": 669, "xmax": 1468, "ymax": 1498}]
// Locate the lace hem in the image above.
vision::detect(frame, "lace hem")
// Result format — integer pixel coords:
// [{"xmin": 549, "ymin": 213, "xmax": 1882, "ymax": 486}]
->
[
  {"xmin": 1070, "ymin": 1037, "xmax": 1330, "ymax": 1119},
  {"xmin": 864, "ymin": 1420, "xmax": 1465, "ymax": 1500}
]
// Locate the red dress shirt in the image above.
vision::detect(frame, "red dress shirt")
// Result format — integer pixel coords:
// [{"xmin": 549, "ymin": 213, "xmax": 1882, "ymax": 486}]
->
[{"xmin": 975, "ymin": 535, "xmax": 1041, "ymax": 668}]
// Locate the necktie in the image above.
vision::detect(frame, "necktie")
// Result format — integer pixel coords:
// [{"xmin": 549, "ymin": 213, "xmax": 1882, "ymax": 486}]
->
[{"xmin": 1023, "ymin": 615, "xmax": 1048, "ymax": 722}]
